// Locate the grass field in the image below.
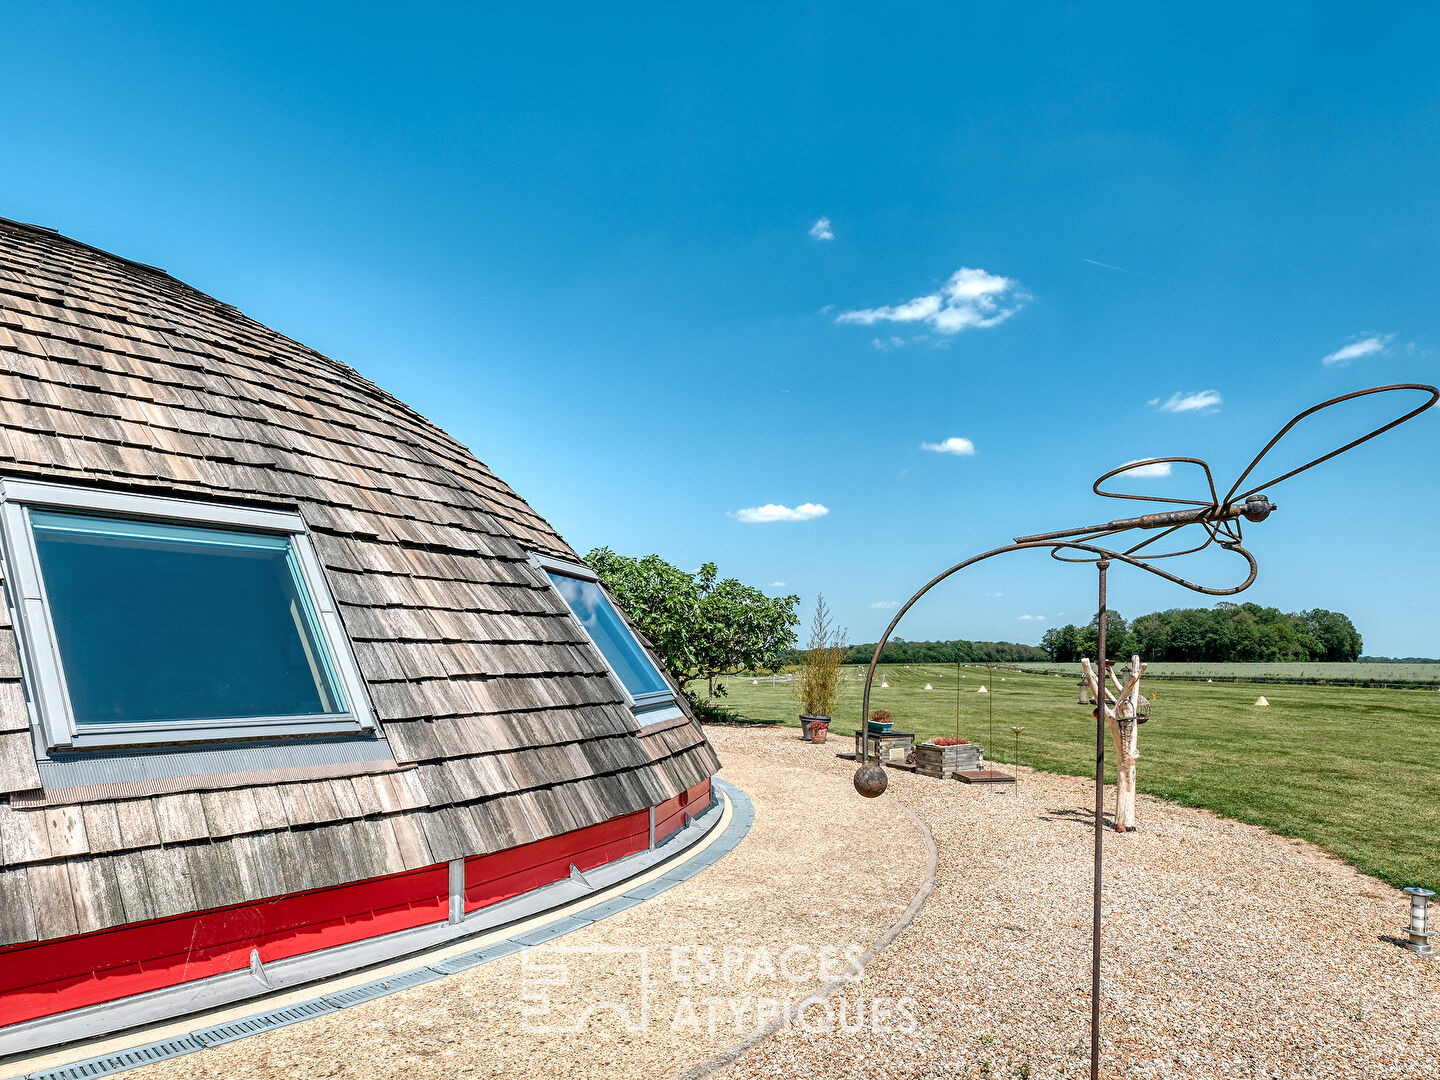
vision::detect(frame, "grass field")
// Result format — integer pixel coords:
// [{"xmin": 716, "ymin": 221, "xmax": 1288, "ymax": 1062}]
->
[
  {"xmin": 1014, "ymin": 661, "xmax": 1440, "ymax": 686},
  {"xmin": 714, "ymin": 664, "xmax": 1440, "ymax": 893}
]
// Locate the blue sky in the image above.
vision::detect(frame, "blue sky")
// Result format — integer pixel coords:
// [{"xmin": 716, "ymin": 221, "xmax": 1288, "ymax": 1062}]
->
[{"xmin": 5, "ymin": 3, "xmax": 1439, "ymax": 654}]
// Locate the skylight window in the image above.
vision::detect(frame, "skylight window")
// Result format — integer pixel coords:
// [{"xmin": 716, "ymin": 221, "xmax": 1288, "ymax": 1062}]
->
[
  {"xmin": 0, "ymin": 480, "xmax": 376, "ymax": 750},
  {"xmin": 536, "ymin": 556, "xmax": 675, "ymax": 710}
]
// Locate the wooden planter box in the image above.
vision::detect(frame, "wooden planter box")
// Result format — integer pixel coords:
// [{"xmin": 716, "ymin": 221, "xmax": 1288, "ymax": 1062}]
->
[
  {"xmin": 854, "ymin": 730, "xmax": 915, "ymax": 765},
  {"xmin": 914, "ymin": 742, "xmax": 983, "ymax": 778}
]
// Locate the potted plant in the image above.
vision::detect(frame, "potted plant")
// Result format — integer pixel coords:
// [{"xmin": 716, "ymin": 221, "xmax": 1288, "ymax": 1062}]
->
[{"xmin": 796, "ymin": 595, "xmax": 846, "ymax": 743}]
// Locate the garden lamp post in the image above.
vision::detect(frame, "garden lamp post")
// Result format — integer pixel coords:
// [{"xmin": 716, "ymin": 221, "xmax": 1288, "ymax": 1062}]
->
[
  {"xmin": 853, "ymin": 384, "xmax": 1438, "ymax": 1078},
  {"xmin": 1402, "ymin": 887, "xmax": 1434, "ymax": 956}
]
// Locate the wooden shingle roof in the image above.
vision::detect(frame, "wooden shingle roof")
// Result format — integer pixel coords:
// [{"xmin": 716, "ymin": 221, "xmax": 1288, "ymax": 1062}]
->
[{"xmin": 0, "ymin": 219, "xmax": 718, "ymax": 947}]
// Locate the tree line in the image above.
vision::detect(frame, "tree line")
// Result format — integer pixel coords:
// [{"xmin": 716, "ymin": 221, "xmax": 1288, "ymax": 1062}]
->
[
  {"xmin": 1040, "ymin": 603, "xmax": 1362, "ymax": 663},
  {"xmin": 778, "ymin": 637, "xmax": 1050, "ymax": 666}
]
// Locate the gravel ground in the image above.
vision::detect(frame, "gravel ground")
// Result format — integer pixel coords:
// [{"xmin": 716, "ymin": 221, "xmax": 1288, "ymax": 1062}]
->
[
  {"xmin": 125, "ymin": 745, "xmax": 926, "ymax": 1080},
  {"xmin": 707, "ymin": 726, "xmax": 1440, "ymax": 1080}
]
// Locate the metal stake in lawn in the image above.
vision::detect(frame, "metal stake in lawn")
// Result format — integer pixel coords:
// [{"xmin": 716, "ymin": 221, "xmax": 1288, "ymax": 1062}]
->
[
  {"xmin": 988, "ymin": 660, "xmax": 995, "ymax": 785},
  {"xmin": 848, "ymin": 383, "xmax": 1439, "ymax": 1080}
]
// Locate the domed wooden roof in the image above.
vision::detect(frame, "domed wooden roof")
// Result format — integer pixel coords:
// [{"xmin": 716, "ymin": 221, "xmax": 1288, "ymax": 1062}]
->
[{"xmin": 0, "ymin": 218, "xmax": 716, "ymax": 946}]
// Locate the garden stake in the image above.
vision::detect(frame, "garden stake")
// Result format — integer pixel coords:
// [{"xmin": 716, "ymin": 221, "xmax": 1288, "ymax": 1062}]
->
[
  {"xmin": 956, "ymin": 656, "xmax": 962, "ymax": 740},
  {"xmin": 988, "ymin": 660, "xmax": 995, "ymax": 784},
  {"xmin": 849, "ymin": 383, "xmax": 1439, "ymax": 1080}
]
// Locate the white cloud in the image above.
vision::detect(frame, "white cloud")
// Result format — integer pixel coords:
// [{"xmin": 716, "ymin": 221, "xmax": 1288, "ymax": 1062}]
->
[
  {"xmin": 871, "ymin": 336, "xmax": 907, "ymax": 351},
  {"xmin": 1322, "ymin": 334, "xmax": 1392, "ymax": 367},
  {"xmin": 1019, "ymin": 614, "xmax": 1046, "ymax": 622},
  {"xmin": 809, "ymin": 217, "xmax": 834, "ymax": 241},
  {"xmin": 1118, "ymin": 459, "xmax": 1173, "ymax": 478},
  {"xmin": 1154, "ymin": 390, "xmax": 1223, "ymax": 414},
  {"xmin": 920, "ymin": 436, "xmax": 976, "ymax": 456},
  {"xmin": 985, "ymin": 591, "xmax": 1003, "ymax": 598},
  {"xmin": 770, "ymin": 581, "xmax": 787, "ymax": 588},
  {"xmin": 729, "ymin": 502, "xmax": 830, "ymax": 524},
  {"xmin": 870, "ymin": 601, "xmax": 900, "ymax": 609},
  {"xmin": 837, "ymin": 267, "xmax": 1028, "ymax": 336}
]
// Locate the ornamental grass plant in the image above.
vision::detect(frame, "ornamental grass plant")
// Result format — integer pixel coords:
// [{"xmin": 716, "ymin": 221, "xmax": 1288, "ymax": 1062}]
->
[{"xmin": 795, "ymin": 595, "xmax": 847, "ymax": 718}]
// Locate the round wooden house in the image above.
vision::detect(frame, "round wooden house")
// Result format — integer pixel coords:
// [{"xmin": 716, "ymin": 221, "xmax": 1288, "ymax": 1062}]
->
[{"xmin": 0, "ymin": 218, "xmax": 719, "ymax": 1053}]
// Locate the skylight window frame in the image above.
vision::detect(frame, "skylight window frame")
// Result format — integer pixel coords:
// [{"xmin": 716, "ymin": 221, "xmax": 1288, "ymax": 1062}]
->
[
  {"xmin": 0, "ymin": 478, "xmax": 378, "ymax": 752},
  {"xmin": 531, "ymin": 553, "xmax": 680, "ymax": 719}
]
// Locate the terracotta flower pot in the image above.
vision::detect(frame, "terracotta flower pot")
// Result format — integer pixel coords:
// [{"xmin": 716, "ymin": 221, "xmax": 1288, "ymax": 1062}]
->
[{"xmin": 801, "ymin": 715, "xmax": 831, "ymax": 743}]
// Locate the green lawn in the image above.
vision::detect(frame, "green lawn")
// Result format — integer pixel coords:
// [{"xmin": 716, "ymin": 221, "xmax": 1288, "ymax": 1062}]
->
[{"xmin": 714, "ymin": 664, "xmax": 1440, "ymax": 893}]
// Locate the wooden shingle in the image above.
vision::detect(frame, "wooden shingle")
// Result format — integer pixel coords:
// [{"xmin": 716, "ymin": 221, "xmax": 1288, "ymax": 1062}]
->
[{"xmin": 0, "ymin": 867, "xmax": 37, "ymax": 945}]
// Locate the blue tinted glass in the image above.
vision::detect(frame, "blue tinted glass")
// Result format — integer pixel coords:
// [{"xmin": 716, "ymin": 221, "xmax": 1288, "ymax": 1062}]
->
[
  {"xmin": 30, "ymin": 510, "xmax": 347, "ymax": 726},
  {"xmin": 547, "ymin": 572, "xmax": 670, "ymax": 699}
]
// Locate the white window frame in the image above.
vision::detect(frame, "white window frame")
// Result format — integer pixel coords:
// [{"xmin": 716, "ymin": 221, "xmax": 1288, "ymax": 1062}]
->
[
  {"xmin": 531, "ymin": 553, "xmax": 682, "ymax": 721},
  {"xmin": 0, "ymin": 478, "xmax": 377, "ymax": 751}
]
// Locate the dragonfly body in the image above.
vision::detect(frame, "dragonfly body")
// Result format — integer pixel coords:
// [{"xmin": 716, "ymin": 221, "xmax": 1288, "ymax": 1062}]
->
[{"xmin": 1015, "ymin": 495, "xmax": 1276, "ymax": 545}]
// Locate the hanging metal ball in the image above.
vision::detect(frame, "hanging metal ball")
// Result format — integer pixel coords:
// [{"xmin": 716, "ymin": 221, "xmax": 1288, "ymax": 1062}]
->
[{"xmin": 853, "ymin": 763, "xmax": 888, "ymax": 798}]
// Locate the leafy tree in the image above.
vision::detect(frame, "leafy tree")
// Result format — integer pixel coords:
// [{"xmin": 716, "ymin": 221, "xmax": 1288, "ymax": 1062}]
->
[
  {"xmin": 1302, "ymin": 609, "xmax": 1363, "ymax": 662},
  {"xmin": 1076, "ymin": 611, "xmax": 1135, "ymax": 660},
  {"xmin": 1040, "ymin": 624, "xmax": 1083, "ymax": 663},
  {"xmin": 586, "ymin": 548, "xmax": 800, "ymax": 702}
]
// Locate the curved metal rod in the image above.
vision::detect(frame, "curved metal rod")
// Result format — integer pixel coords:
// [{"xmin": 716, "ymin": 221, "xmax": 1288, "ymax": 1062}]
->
[
  {"xmin": 857, "ymin": 538, "xmax": 1257, "ymax": 759},
  {"xmin": 1224, "ymin": 383, "xmax": 1440, "ymax": 505}
]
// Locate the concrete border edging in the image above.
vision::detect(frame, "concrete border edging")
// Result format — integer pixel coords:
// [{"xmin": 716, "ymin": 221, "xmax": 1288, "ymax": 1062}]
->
[{"xmin": 674, "ymin": 792, "xmax": 939, "ymax": 1080}]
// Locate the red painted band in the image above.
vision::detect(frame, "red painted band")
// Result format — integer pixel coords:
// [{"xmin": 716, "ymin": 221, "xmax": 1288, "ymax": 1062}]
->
[{"xmin": 0, "ymin": 784, "xmax": 713, "ymax": 1029}]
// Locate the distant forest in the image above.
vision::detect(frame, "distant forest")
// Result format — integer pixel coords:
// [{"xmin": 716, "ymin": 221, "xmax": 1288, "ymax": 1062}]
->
[
  {"xmin": 1040, "ymin": 603, "xmax": 1363, "ymax": 663},
  {"xmin": 814, "ymin": 638, "xmax": 1050, "ymax": 666},
  {"xmin": 789, "ymin": 604, "xmax": 1370, "ymax": 668}
]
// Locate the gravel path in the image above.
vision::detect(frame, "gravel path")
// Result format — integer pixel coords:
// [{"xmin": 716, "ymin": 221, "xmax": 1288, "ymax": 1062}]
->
[
  {"xmin": 127, "ymin": 746, "xmax": 926, "ymax": 1080},
  {"xmin": 707, "ymin": 726, "xmax": 1440, "ymax": 1080}
]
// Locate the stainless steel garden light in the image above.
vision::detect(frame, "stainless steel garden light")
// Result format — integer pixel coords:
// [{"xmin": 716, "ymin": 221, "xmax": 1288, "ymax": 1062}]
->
[{"xmin": 1402, "ymin": 887, "xmax": 1434, "ymax": 956}]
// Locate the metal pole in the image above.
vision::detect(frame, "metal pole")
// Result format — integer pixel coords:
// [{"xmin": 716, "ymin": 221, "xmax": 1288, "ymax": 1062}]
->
[{"xmin": 1091, "ymin": 558, "xmax": 1109, "ymax": 1079}]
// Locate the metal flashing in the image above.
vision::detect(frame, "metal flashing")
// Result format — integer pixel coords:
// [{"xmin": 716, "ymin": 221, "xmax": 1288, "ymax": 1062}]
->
[
  {"xmin": 581, "ymin": 895, "xmax": 645, "ymax": 920},
  {"xmin": 24, "ymin": 735, "xmax": 400, "ymax": 804},
  {"xmin": 620, "ymin": 879, "xmax": 671, "ymax": 900},
  {"xmin": 513, "ymin": 914, "xmax": 595, "ymax": 947}
]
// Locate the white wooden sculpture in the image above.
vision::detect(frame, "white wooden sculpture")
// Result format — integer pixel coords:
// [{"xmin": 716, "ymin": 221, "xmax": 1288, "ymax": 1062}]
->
[{"xmin": 1080, "ymin": 653, "xmax": 1148, "ymax": 832}]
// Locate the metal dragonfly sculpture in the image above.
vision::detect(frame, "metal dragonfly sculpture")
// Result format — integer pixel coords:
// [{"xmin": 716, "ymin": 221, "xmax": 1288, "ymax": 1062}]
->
[{"xmin": 851, "ymin": 382, "xmax": 1439, "ymax": 1080}]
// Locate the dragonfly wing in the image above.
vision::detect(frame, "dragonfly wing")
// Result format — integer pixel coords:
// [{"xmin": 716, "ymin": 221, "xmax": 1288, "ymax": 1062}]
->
[
  {"xmin": 1093, "ymin": 456, "xmax": 1219, "ymax": 509},
  {"xmin": 1120, "ymin": 520, "xmax": 1220, "ymax": 560},
  {"xmin": 1223, "ymin": 383, "xmax": 1439, "ymax": 504}
]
